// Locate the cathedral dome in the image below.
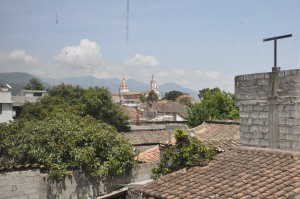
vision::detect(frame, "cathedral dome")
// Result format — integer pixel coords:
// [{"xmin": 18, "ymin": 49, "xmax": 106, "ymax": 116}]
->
[
  {"xmin": 120, "ymin": 82, "xmax": 128, "ymax": 88},
  {"xmin": 119, "ymin": 77, "xmax": 129, "ymax": 92}
]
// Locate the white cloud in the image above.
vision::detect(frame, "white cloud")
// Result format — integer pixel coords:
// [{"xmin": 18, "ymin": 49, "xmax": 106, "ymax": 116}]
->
[
  {"xmin": 157, "ymin": 69, "xmax": 184, "ymax": 78},
  {"xmin": 124, "ymin": 54, "xmax": 159, "ymax": 67},
  {"xmin": 153, "ymin": 68, "xmax": 233, "ymax": 93},
  {"xmin": 0, "ymin": 50, "xmax": 39, "ymax": 73},
  {"xmin": 0, "ymin": 43, "xmax": 235, "ymax": 93},
  {"xmin": 54, "ymin": 39, "xmax": 102, "ymax": 66},
  {"xmin": 9, "ymin": 50, "xmax": 38, "ymax": 64},
  {"xmin": 195, "ymin": 70, "xmax": 222, "ymax": 80}
]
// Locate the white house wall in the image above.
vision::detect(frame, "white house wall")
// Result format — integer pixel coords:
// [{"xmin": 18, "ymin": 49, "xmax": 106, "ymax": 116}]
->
[
  {"xmin": 175, "ymin": 114, "xmax": 185, "ymax": 121},
  {"xmin": 0, "ymin": 103, "xmax": 13, "ymax": 123}
]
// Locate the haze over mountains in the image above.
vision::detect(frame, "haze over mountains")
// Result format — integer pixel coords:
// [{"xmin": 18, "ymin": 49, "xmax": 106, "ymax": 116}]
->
[{"xmin": 0, "ymin": 72, "xmax": 198, "ymax": 98}]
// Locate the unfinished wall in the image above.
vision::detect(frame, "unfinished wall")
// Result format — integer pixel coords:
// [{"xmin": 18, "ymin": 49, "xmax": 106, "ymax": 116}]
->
[
  {"xmin": 0, "ymin": 163, "xmax": 156, "ymax": 199},
  {"xmin": 235, "ymin": 69, "xmax": 300, "ymax": 151}
]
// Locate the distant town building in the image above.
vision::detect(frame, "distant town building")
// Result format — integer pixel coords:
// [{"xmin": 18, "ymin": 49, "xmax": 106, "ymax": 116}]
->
[
  {"xmin": 0, "ymin": 85, "xmax": 13, "ymax": 123},
  {"xmin": 140, "ymin": 100, "xmax": 188, "ymax": 122},
  {"xmin": 12, "ymin": 89, "xmax": 47, "ymax": 118},
  {"xmin": 149, "ymin": 74, "xmax": 160, "ymax": 97},
  {"xmin": 111, "ymin": 78, "xmax": 146, "ymax": 107},
  {"xmin": 19, "ymin": 90, "xmax": 47, "ymax": 97},
  {"xmin": 119, "ymin": 77, "xmax": 129, "ymax": 93}
]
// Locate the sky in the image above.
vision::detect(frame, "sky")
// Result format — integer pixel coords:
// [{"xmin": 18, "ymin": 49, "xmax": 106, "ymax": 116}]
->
[{"xmin": 0, "ymin": 0, "xmax": 300, "ymax": 92}]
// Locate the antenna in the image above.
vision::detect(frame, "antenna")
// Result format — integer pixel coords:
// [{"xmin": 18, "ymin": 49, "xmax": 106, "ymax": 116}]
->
[
  {"xmin": 263, "ymin": 34, "xmax": 292, "ymax": 72},
  {"xmin": 86, "ymin": 64, "xmax": 96, "ymax": 87}
]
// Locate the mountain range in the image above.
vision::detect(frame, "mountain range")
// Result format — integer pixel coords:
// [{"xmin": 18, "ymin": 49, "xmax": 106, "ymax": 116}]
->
[{"xmin": 0, "ymin": 72, "xmax": 198, "ymax": 98}]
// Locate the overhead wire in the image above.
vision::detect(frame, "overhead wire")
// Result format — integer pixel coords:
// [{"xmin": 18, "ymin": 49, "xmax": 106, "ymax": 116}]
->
[{"xmin": 126, "ymin": 0, "xmax": 129, "ymax": 46}]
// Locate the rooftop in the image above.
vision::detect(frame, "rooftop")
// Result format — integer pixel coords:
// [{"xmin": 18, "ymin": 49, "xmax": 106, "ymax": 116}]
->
[
  {"xmin": 134, "ymin": 146, "xmax": 161, "ymax": 163},
  {"xmin": 129, "ymin": 146, "xmax": 300, "ymax": 198},
  {"xmin": 122, "ymin": 130, "xmax": 173, "ymax": 146},
  {"xmin": 141, "ymin": 101, "xmax": 188, "ymax": 119},
  {"xmin": 192, "ymin": 120, "xmax": 240, "ymax": 151}
]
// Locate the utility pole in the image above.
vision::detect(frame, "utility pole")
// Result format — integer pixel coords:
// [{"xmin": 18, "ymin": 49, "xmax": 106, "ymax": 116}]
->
[
  {"xmin": 86, "ymin": 64, "xmax": 95, "ymax": 87},
  {"xmin": 263, "ymin": 34, "xmax": 292, "ymax": 72}
]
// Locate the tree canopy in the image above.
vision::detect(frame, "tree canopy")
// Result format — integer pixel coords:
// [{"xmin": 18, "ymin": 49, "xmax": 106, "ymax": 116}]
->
[
  {"xmin": 21, "ymin": 84, "xmax": 129, "ymax": 131},
  {"xmin": 164, "ymin": 90, "xmax": 184, "ymax": 101},
  {"xmin": 188, "ymin": 87, "xmax": 239, "ymax": 127},
  {"xmin": 24, "ymin": 78, "xmax": 45, "ymax": 90},
  {"xmin": 0, "ymin": 108, "xmax": 135, "ymax": 180},
  {"xmin": 152, "ymin": 129, "xmax": 216, "ymax": 179},
  {"xmin": 146, "ymin": 90, "xmax": 159, "ymax": 104}
]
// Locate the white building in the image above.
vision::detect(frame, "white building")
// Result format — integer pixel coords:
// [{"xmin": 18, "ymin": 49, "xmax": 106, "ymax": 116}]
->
[
  {"xmin": 12, "ymin": 89, "xmax": 47, "ymax": 118},
  {"xmin": 149, "ymin": 74, "xmax": 160, "ymax": 97},
  {"xmin": 112, "ymin": 78, "xmax": 146, "ymax": 107},
  {"xmin": 0, "ymin": 86, "xmax": 13, "ymax": 123},
  {"xmin": 20, "ymin": 90, "xmax": 47, "ymax": 97},
  {"xmin": 119, "ymin": 77, "xmax": 129, "ymax": 93}
]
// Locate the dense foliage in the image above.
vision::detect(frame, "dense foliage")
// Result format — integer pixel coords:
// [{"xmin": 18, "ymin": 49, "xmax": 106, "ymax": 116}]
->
[
  {"xmin": 152, "ymin": 129, "xmax": 216, "ymax": 179},
  {"xmin": 177, "ymin": 95, "xmax": 192, "ymax": 107},
  {"xmin": 0, "ymin": 108, "xmax": 135, "ymax": 180},
  {"xmin": 146, "ymin": 90, "xmax": 159, "ymax": 104},
  {"xmin": 21, "ymin": 84, "xmax": 129, "ymax": 131},
  {"xmin": 163, "ymin": 90, "xmax": 184, "ymax": 101},
  {"xmin": 139, "ymin": 94, "xmax": 146, "ymax": 103},
  {"xmin": 188, "ymin": 87, "xmax": 239, "ymax": 127},
  {"xmin": 24, "ymin": 78, "xmax": 45, "ymax": 90}
]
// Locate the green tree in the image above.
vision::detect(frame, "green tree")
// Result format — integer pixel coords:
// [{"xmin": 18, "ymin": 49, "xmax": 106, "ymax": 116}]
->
[
  {"xmin": 20, "ymin": 84, "xmax": 129, "ymax": 131},
  {"xmin": 152, "ymin": 129, "xmax": 216, "ymax": 179},
  {"xmin": 0, "ymin": 108, "xmax": 135, "ymax": 180},
  {"xmin": 177, "ymin": 95, "xmax": 192, "ymax": 107},
  {"xmin": 188, "ymin": 103, "xmax": 209, "ymax": 127},
  {"xmin": 164, "ymin": 90, "xmax": 184, "ymax": 101},
  {"xmin": 188, "ymin": 87, "xmax": 239, "ymax": 128},
  {"xmin": 24, "ymin": 78, "xmax": 45, "ymax": 90},
  {"xmin": 139, "ymin": 94, "xmax": 146, "ymax": 103},
  {"xmin": 146, "ymin": 90, "xmax": 159, "ymax": 104}
]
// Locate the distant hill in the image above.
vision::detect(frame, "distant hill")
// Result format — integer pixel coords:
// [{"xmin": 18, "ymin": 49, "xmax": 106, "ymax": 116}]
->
[
  {"xmin": 0, "ymin": 72, "xmax": 198, "ymax": 99},
  {"xmin": 0, "ymin": 72, "xmax": 50, "ymax": 95},
  {"xmin": 42, "ymin": 76, "xmax": 121, "ymax": 91},
  {"xmin": 42, "ymin": 76, "xmax": 149, "ymax": 92},
  {"xmin": 41, "ymin": 76, "xmax": 198, "ymax": 98}
]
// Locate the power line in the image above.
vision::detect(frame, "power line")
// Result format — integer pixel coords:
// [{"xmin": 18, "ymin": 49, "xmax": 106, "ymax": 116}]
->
[{"xmin": 126, "ymin": 0, "xmax": 129, "ymax": 46}]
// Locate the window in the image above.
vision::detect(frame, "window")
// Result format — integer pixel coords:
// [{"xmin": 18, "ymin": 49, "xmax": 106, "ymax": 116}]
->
[
  {"xmin": 33, "ymin": 93, "xmax": 43, "ymax": 97},
  {"xmin": 0, "ymin": 103, "xmax": 2, "ymax": 114}
]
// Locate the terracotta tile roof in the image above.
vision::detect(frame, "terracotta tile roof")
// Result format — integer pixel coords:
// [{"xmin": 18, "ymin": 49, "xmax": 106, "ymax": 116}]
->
[
  {"xmin": 135, "ymin": 146, "xmax": 161, "ymax": 163},
  {"xmin": 141, "ymin": 101, "xmax": 188, "ymax": 119},
  {"xmin": 121, "ymin": 106, "xmax": 139, "ymax": 121},
  {"xmin": 154, "ymin": 101, "xmax": 188, "ymax": 119},
  {"xmin": 122, "ymin": 130, "xmax": 174, "ymax": 145},
  {"xmin": 192, "ymin": 120, "xmax": 240, "ymax": 151},
  {"xmin": 129, "ymin": 146, "xmax": 300, "ymax": 198}
]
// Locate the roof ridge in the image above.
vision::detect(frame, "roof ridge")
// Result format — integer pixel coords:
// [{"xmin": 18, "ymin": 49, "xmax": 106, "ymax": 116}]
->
[
  {"xmin": 206, "ymin": 120, "xmax": 240, "ymax": 125},
  {"xmin": 237, "ymin": 146, "xmax": 300, "ymax": 158}
]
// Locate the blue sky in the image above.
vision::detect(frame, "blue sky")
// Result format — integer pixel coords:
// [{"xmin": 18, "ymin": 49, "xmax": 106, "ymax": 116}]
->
[{"xmin": 0, "ymin": 0, "xmax": 300, "ymax": 92}]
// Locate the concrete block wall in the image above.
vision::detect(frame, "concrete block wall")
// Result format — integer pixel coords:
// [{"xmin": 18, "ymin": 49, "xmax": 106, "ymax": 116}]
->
[
  {"xmin": 235, "ymin": 69, "xmax": 300, "ymax": 151},
  {"xmin": 0, "ymin": 163, "xmax": 156, "ymax": 199},
  {"xmin": 0, "ymin": 170, "xmax": 40, "ymax": 199}
]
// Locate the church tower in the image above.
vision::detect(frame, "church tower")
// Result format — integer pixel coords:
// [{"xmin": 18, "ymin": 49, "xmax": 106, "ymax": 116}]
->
[
  {"xmin": 149, "ymin": 74, "xmax": 159, "ymax": 96},
  {"xmin": 119, "ymin": 77, "xmax": 129, "ymax": 93}
]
